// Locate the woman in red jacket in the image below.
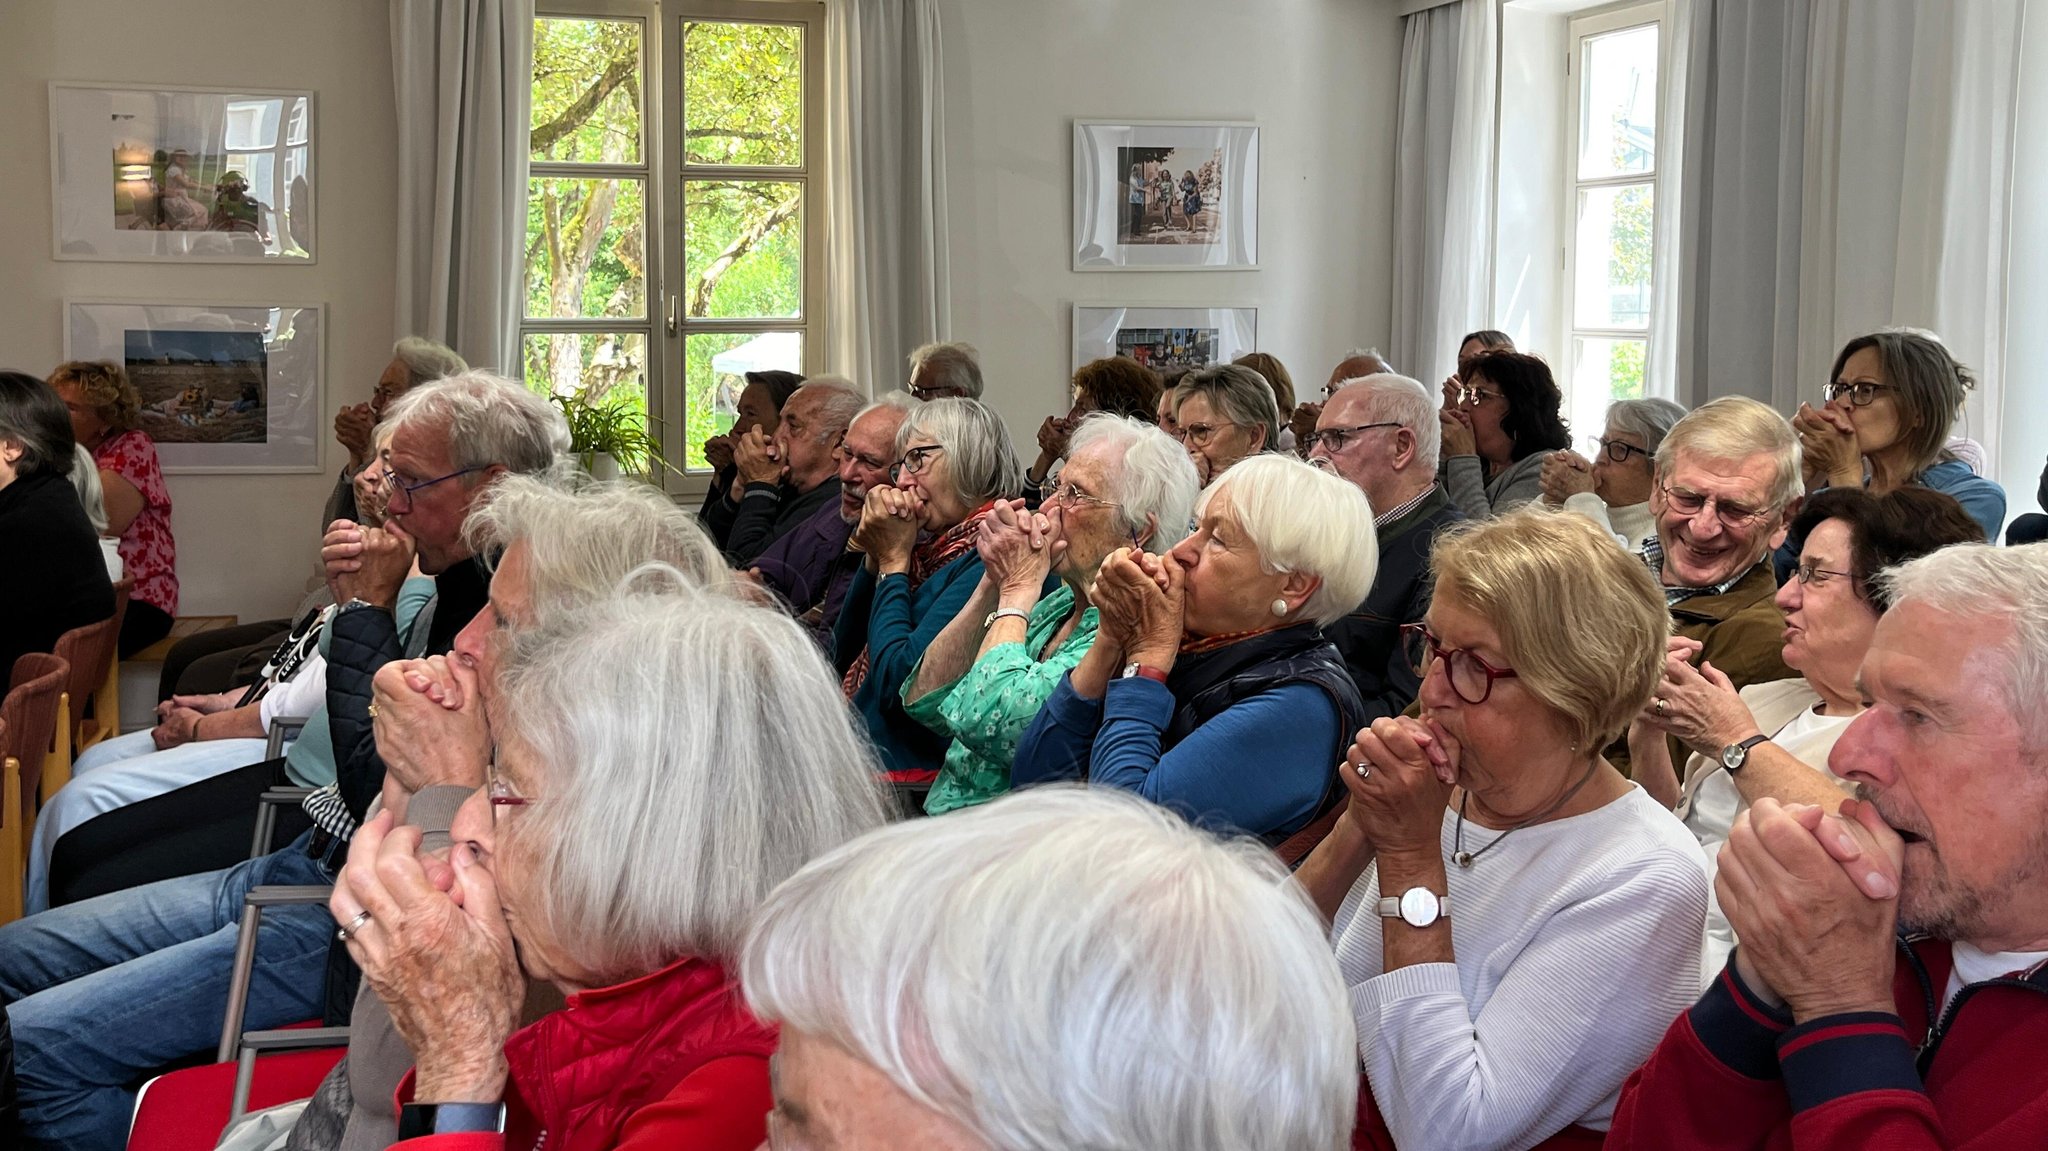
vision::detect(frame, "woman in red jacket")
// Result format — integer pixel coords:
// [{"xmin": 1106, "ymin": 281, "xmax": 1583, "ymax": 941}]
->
[{"xmin": 329, "ymin": 580, "xmax": 888, "ymax": 1149}]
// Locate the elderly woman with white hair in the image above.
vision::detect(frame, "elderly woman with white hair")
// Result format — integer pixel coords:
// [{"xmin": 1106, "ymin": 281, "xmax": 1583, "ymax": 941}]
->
[
  {"xmin": 903, "ymin": 415, "xmax": 1199, "ymax": 816},
  {"xmin": 329, "ymin": 583, "xmax": 888, "ymax": 1148},
  {"xmin": 1012, "ymin": 454, "xmax": 1374, "ymax": 847},
  {"xmin": 743, "ymin": 787, "xmax": 1360, "ymax": 1150},
  {"xmin": 836, "ymin": 396, "xmax": 1033, "ymax": 785},
  {"xmin": 1297, "ymin": 507, "xmax": 1707, "ymax": 1151},
  {"xmin": 1174, "ymin": 362, "xmax": 1281, "ymax": 487},
  {"xmin": 1541, "ymin": 396, "xmax": 1690, "ymax": 552}
]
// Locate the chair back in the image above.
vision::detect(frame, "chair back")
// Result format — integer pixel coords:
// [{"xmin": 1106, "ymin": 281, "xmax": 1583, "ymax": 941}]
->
[
  {"xmin": 53, "ymin": 615, "xmax": 119, "ymax": 725},
  {"xmin": 2, "ymin": 653, "xmax": 70, "ymax": 822}
]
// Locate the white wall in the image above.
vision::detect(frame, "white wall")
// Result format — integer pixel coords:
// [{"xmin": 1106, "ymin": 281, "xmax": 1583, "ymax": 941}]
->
[
  {"xmin": 0, "ymin": 0, "xmax": 397, "ymax": 620},
  {"xmin": 935, "ymin": 0, "xmax": 1404, "ymax": 442},
  {"xmin": 1999, "ymin": 5, "xmax": 2048, "ymax": 529}
]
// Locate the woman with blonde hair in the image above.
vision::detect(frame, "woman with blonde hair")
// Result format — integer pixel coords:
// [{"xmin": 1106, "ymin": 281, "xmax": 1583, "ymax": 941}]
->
[
  {"xmin": 48, "ymin": 359, "xmax": 177, "ymax": 654},
  {"xmin": 1298, "ymin": 506, "xmax": 1707, "ymax": 1151}
]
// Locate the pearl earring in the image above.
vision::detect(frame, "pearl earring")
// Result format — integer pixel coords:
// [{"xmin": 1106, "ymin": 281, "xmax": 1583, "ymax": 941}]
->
[{"xmin": 1271, "ymin": 598, "xmax": 1289, "ymax": 617}]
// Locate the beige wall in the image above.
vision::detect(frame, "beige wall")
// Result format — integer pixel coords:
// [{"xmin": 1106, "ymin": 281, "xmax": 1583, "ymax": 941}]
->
[
  {"xmin": 0, "ymin": 0, "xmax": 397, "ymax": 620},
  {"xmin": 934, "ymin": 0, "xmax": 1404, "ymax": 444}
]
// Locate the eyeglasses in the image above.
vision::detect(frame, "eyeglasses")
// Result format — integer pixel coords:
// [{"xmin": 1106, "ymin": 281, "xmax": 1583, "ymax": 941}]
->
[
  {"xmin": 1595, "ymin": 437, "xmax": 1649, "ymax": 464},
  {"xmin": 485, "ymin": 748, "xmax": 538, "ymax": 816},
  {"xmin": 907, "ymin": 383, "xmax": 962, "ymax": 401},
  {"xmin": 1402, "ymin": 623, "xmax": 1518, "ymax": 705},
  {"xmin": 1304, "ymin": 422, "xmax": 1402, "ymax": 454},
  {"xmin": 832, "ymin": 439, "xmax": 893, "ymax": 473},
  {"xmin": 1176, "ymin": 422, "xmax": 1226, "ymax": 447},
  {"xmin": 1792, "ymin": 562, "xmax": 1860, "ymax": 589},
  {"xmin": 378, "ymin": 464, "xmax": 487, "ymax": 508},
  {"xmin": 1042, "ymin": 472, "xmax": 1119, "ymax": 511},
  {"xmin": 1657, "ymin": 482, "xmax": 1774, "ymax": 529},
  {"xmin": 1823, "ymin": 381, "xmax": 1898, "ymax": 408},
  {"xmin": 892, "ymin": 444, "xmax": 945, "ymax": 481},
  {"xmin": 1455, "ymin": 386, "xmax": 1504, "ymax": 406}
]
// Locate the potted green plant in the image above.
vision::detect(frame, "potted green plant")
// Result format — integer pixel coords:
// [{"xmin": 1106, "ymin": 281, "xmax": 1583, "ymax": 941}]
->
[{"xmin": 550, "ymin": 391, "xmax": 679, "ymax": 480}]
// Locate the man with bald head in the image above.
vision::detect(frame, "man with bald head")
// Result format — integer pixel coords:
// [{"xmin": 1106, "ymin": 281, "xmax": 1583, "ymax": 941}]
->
[
  {"xmin": 722, "ymin": 376, "xmax": 865, "ymax": 564},
  {"xmin": 1291, "ymin": 347, "xmax": 1395, "ymax": 455}
]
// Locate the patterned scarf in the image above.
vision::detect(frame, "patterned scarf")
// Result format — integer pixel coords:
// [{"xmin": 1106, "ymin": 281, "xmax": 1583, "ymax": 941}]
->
[{"xmin": 840, "ymin": 502, "xmax": 996, "ymax": 697}]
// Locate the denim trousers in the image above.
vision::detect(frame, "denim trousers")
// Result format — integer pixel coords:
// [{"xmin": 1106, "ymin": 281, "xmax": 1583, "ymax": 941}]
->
[{"xmin": 0, "ymin": 827, "xmax": 337, "ymax": 1151}]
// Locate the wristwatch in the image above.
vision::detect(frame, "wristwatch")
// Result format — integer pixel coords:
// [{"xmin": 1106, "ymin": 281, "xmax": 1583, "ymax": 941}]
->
[
  {"xmin": 397, "ymin": 1102, "xmax": 506, "ymax": 1137},
  {"xmin": 1378, "ymin": 886, "xmax": 1450, "ymax": 928},
  {"xmin": 1720, "ymin": 734, "xmax": 1771, "ymax": 773},
  {"xmin": 1120, "ymin": 662, "xmax": 1169, "ymax": 684},
  {"xmin": 984, "ymin": 607, "xmax": 1032, "ymax": 629}
]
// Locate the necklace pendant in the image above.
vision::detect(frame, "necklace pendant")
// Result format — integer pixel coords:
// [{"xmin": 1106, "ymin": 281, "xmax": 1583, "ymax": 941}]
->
[{"xmin": 1453, "ymin": 851, "xmax": 1475, "ymax": 868}]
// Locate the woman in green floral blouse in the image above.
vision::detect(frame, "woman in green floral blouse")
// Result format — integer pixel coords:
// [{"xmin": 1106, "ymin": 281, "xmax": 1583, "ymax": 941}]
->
[{"xmin": 903, "ymin": 414, "xmax": 1199, "ymax": 815}]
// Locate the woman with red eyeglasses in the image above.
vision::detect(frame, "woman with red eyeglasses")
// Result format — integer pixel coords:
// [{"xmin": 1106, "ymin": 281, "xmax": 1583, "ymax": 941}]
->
[{"xmin": 1295, "ymin": 506, "xmax": 1708, "ymax": 1151}]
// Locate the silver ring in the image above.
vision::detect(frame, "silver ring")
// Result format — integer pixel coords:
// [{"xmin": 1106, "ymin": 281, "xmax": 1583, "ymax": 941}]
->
[
  {"xmin": 1654, "ymin": 698, "xmax": 1668, "ymax": 717},
  {"xmin": 1354, "ymin": 761, "xmax": 1370, "ymax": 780},
  {"xmin": 336, "ymin": 909, "xmax": 372, "ymax": 942}
]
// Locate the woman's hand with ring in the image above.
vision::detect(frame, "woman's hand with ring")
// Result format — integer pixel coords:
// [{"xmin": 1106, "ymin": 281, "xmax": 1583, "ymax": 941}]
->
[{"xmin": 1338, "ymin": 716, "xmax": 1458, "ymax": 859}]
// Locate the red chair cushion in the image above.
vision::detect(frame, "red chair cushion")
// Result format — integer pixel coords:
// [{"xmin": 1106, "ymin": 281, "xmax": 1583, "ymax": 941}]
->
[{"xmin": 128, "ymin": 1042, "xmax": 346, "ymax": 1151}]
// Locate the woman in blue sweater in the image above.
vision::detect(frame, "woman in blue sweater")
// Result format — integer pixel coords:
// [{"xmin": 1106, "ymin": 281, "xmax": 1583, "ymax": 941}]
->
[
  {"xmin": 836, "ymin": 397, "xmax": 1030, "ymax": 787},
  {"xmin": 1012, "ymin": 454, "xmax": 1376, "ymax": 847},
  {"xmin": 1789, "ymin": 328, "xmax": 2006, "ymax": 553}
]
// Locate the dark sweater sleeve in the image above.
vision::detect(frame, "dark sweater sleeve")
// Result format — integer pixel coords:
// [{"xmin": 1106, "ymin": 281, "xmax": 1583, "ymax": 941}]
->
[
  {"xmin": 325, "ymin": 604, "xmax": 404, "ymax": 822},
  {"xmin": 698, "ymin": 469, "xmax": 741, "ymax": 548},
  {"xmin": 722, "ymin": 482, "xmax": 787, "ymax": 565}
]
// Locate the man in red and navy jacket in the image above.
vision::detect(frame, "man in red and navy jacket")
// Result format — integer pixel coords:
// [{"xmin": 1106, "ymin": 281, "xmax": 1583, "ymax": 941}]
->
[{"xmin": 1608, "ymin": 543, "xmax": 2048, "ymax": 1150}]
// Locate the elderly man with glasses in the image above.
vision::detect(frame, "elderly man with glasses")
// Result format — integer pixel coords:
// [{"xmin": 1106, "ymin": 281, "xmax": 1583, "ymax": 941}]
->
[{"xmin": 1306, "ymin": 373, "xmax": 1464, "ymax": 724}]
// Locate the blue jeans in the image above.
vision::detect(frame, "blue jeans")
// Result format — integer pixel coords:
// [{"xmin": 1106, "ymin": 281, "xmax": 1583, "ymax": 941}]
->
[{"xmin": 0, "ymin": 827, "xmax": 338, "ymax": 1150}]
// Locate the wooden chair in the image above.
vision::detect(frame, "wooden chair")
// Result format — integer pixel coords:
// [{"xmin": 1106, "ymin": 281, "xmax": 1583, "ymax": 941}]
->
[
  {"xmin": 94, "ymin": 577, "xmax": 132, "ymax": 741},
  {"xmin": 47, "ymin": 610, "xmax": 121, "ymax": 804},
  {"xmin": 2, "ymin": 653, "xmax": 71, "ymax": 924}
]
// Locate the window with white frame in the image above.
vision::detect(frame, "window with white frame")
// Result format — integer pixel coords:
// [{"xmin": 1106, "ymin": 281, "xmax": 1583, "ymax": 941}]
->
[
  {"xmin": 1562, "ymin": 5, "xmax": 1661, "ymax": 440},
  {"xmin": 523, "ymin": 2, "xmax": 821, "ymax": 488}
]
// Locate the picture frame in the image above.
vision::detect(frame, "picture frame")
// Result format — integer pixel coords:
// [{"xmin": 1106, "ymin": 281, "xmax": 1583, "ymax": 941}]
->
[
  {"xmin": 1072, "ymin": 120, "xmax": 1258, "ymax": 271},
  {"xmin": 1072, "ymin": 304, "xmax": 1258, "ymax": 375},
  {"xmin": 65, "ymin": 300, "xmax": 325, "ymax": 474},
  {"xmin": 49, "ymin": 81, "xmax": 316, "ymax": 263}
]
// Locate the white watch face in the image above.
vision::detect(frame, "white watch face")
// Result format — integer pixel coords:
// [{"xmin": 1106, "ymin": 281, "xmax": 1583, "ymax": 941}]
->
[{"xmin": 1398, "ymin": 886, "xmax": 1441, "ymax": 928}]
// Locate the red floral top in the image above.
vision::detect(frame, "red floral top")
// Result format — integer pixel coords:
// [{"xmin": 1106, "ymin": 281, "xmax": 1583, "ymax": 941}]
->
[{"xmin": 94, "ymin": 429, "xmax": 178, "ymax": 615}]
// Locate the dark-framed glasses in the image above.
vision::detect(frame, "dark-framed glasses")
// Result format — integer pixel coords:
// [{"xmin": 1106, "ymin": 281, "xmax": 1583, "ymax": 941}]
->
[
  {"xmin": 1304, "ymin": 422, "xmax": 1402, "ymax": 454},
  {"xmin": 1176, "ymin": 422, "xmax": 1224, "ymax": 447},
  {"xmin": 1594, "ymin": 437, "xmax": 1649, "ymax": 464},
  {"xmin": 1657, "ymin": 483, "xmax": 1773, "ymax": 529},
  {"xmin": 1455, "ymin": 385, "xmax": 1504, "ymax": 406},
  {"xmin": 378, "ymin": 464, "xmax": 488, "ymax": 508},
  {"xmin": 1822, "ymin": 381, "xmax": 1898, "ymax": 408},
  {"xmin": 1401, "ymin": 622, "xmax": 1519, "ymax": 705},
  {"xmin": 891, "ymin": 444, "xmax": 945, "ymax": 482}
]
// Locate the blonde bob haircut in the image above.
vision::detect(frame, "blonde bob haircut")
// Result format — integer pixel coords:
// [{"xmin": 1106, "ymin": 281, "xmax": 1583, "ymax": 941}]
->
[
  {"xmin": 1200, "ymin": 453, "xmax": 1377, "ymax": 627},
  {"xmin": 1653, "ymin": 396, "xmax": 1803, "ymax": 512},
  {"xmin": 48, "ymin": 360, "xmax": 140, "ymax": 432},
  {"xmin": 1430, "ymin": 505, "xmax": 1670, "ymax": 748}
]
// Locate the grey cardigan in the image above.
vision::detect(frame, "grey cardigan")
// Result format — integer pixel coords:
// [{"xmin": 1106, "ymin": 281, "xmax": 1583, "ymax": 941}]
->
[{"xmin": 1442, "ymin": 451, "xmax": 1546, "ymax": 520}]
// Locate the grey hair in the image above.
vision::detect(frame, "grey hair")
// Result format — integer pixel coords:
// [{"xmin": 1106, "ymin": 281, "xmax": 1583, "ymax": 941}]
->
[
  {"xmin": 463, "ymin": 472, "xmax": 734, "ymax": 624},
  {"xmin": 1177, "ymin": 364, "xmax": 1281, "ymax": 450},
  {"xmin": 1605, "ymin": 397, "xmax": 1690, "ymax": 458},
  {"xmin": 380, "ymin": 370, "xmax": 567, "ymax": 477},
  {"xmin": 855, "ymin": 391, "xmax": 917, "ymax": 421},
  {"xmin": 742, "ymin": 787, "xmax": 1357, "ymax": 1151},
  {"xmin": 1064, "ymin": 413, "xmax": 1200, "ymax": 553},
  {"xmin": 1876, "ymin": 543, "xmax": 2048, "ymax": 751},
  {"xmin": 907, "ymin": 341, "xmax": 984, "ymax": 399},
  {"xmin": 793, "ymin": 376, "xmax": 865, "ymax": 436},
  {"xmin": 1201, "ymin": 454, "xmax": 1378, "ymax": 626},
  {"xmin": 390, "ymin": 337, "xmax": 469, "ymax": 387},
  {"xmin": 1329, "ymin": 373, "xmax": 1441, "ymax": 472},
  {"xmin": 1338, "ymin": 347, "xmax": 1395, "ymax": 374},
  {"xmin": 896, "ymin": 397, "xmax": 1023, "ymax": 505},
  {"xmin": 496, "ymin": 582, "xmax": 890, "ymax": 980},
  {"xmin": 1653, "ymin": 396, "xmax": 1803, "ymax": 510}
]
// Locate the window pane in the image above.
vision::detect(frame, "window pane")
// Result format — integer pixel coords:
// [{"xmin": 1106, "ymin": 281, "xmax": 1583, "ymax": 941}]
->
[
  {"xmin": 533, "ymin": 18, "xmax": 642, "ymax": 165},
  {"xmin": 1578, "ymin": 24, "xmax": 1657, "ymax": 179},
  {"xmin": 523, "ymin": 332, "xmax": 659, "ymax": 468},
  {"xmin": 683, "ymin": 181, "xmax": 801, "ymax": 319},
  {"xmin": 525, "ymin": 178, "xmax": 647, "ymax": 320},
  {"xmin": 685, "ymin": 330, "xmax": 802, "ymax": 470},
  {"xmin": 1570, "ymin": 336, "xmax": 1647, "ymax": 436},
  {"xmin": 1573, "ymin": 183, "xmax": 1653, "ymax": 330},
  {"xmin": 682, "ymin": 21, "xmax": 802, "ymax": 167}
]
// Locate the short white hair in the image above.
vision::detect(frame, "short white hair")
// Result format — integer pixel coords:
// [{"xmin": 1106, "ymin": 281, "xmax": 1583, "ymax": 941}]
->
[
  {"xmin": 742, "ymin": 787, "xmax": 1357, "ymax": 1151},
  {"xmin": 381, "ymin": 370, "xmax": 568, "ymax": 477},
  {"xmin": 1654, "ymin": 396, "xmax": 1802, "ymax": 510},
  {"xmin": 907, "ymin": 341, "xmax": 983, "ymax": 398},
  {"xmin": 1065, "ymin": 413, "xmax": 1199, "ymax": 553},
  {"xmin": 497, "ymin": 580, "xmax": 890, "ymax": 980},
  {"xmin": 1203, "ymin": 453, "xmax": 1378, "ymax": 626},
  {"xmin": 897, "ymin": 397, "xmax": 1023, "ymax": 505},
  {"xmin": 1605, "ymin": 397, "xmax": 1689, "ymax": 457},
  {"xmin": 464, "ymin": 473, "xmax": 734, "ymax": 622},
  {"xmin": 790, "ymin": 377, "xmax": 865, "ymax": 436},
  {"xmin": 1329, "ymin": 372, "xmax": 1440, "ymax": 472},
  {"xmin": 390, "ymin": 337, "xmax": 468, "ymax": 387},
  {"xmin": 1877, "ymin": 542, "xmax": 2048, "ymax": 751}
]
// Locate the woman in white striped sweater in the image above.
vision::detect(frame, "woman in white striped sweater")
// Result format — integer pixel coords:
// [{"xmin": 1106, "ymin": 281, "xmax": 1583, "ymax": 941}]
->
[{"xmin": 1297, "ymin": 506, "xmax": 1709, "ymax": 1151}]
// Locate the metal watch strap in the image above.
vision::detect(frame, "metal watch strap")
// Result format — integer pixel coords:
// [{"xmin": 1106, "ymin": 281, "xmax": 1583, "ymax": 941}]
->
[{"xmin": 984, "ymin": 607, "xmax": 1032, "ymax": 629}]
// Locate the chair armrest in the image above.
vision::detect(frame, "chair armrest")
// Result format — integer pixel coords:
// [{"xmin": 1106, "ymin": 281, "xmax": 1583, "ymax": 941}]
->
[
  {"xmin": 245, "ymin": 884, "xmax": 335, "ymax": 907},
  {"xmin": 250, "ymin": 785, "xmax": 317, "ymax": 859},
  {"xmin": 220, "ymin": 884, "xmax": 338, "ymax": 1064},
  {"xmin": 264, "ymin": 716, "xmax": 309, "ymax": 761},
  {"xmin": 231, "ymin": 1027, "xmax": 352, "ymax": 1124}
]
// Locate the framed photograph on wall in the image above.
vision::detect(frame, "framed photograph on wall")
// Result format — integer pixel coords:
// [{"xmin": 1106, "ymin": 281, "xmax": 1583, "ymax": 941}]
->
[
  {"xmin": 1072, "ymin": 305, "xmax": 1257, "ymax": 375},
  {"xmin": 65, "ymin": 300, "xmax": 325, "ymax": 473},
  {"xmin": 49, "ymin": 82, "xmax": 315, "ymax": 262},
  {"xmin": 1072, "ymin": 120, "xmax": 1258, "ymax": 271}
]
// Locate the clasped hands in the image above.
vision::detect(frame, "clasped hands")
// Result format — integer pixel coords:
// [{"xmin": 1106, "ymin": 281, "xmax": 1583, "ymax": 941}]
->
[
  {"xmin": 977, "ymin": 498, "xmax": 1058, "ymax": 595},
  {"xmin": 371, "ymin": 654, "xmax": 489, "ymax": 800},
  {"xmin": 731, "ymin": 425, "xmax": 786, "ymax": 490},
  {"xmin": 1630, "ymin": 636, "xmax": 1760, "ymax": 757},
  {"xmin": 1090, "ymin": 547, "xmax": 1183, "ymax": 668},
  {"xmin": 1336, "ymin": 715, "xmax": 1460, "ymax": 861},
  {"xmin": 1721, "ymin": 795, "xmax": 1905, "ymax": 1023},
  {"xmin": 850, "ymin": 484, "xmax": 924, "ymax": 572},
  {"xmin": 1792, "ymin": 403, "xmax": 1864, "ymax": 488},
  {"xmin": 323, "ymin": 518, "xmax": 415, "ymax": 609},
  {"xmin": 1540, "ymin": 450, "xmax": 1598, "ymax": 504}
]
